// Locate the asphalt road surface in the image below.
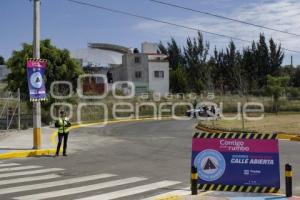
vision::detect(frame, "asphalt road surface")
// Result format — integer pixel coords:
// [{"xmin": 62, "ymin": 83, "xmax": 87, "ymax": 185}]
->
[{"xmin": 1, "ymin": 119, "xmax": 299, "ymax": 200}]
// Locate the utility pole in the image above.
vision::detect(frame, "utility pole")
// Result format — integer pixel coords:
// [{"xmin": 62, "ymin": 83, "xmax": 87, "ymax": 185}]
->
[
  {"xmin": 33, "ymin": 0, "xmax": 41, "ymax": 149},
  {"xmin": 18, "ymin": 88, "xmax": 21, "ymax": 131},
  {"xmin": 291, "ymin": 55, "xmax": 293, "ymax": 67}
]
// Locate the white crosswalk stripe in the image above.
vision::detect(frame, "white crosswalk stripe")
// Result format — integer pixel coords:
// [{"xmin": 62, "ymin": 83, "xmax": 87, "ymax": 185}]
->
[
  {"xmin": 0, "ymin": 168, "xmax": 64, "ymax": 178},
  {"xmin": 0, "ymin": 173, "xmax": 116, "ymax": 195},
  {"xmin": 0, "ymin": 163, "xmax": 21, "ymax": 168},
  {"xmin": 14, "ymin": 177, "xmax": 147, "ymax": 200},
  {"xmin": 75, "ymin": 181, "xmax": 181, "ymax": 200},
  {"xmin": 0, "ymin": 162, "xmax": 186, "ymax": 200},
  {"xmin": 0, "ymin": 174, "xmax": 60, "ymax": 186},
  {"xmin": 0, "ymin": 165, "xmax": 42, "ymax": 172},
  {"xmin": 141, "ymin": 187, "xmax": 190, "ymax": 200}
]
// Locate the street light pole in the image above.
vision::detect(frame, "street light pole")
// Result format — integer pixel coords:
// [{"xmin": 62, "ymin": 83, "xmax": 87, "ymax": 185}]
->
[{"xmin": 33, "ymin": 0, "xmax": 41, "ymax": 149}]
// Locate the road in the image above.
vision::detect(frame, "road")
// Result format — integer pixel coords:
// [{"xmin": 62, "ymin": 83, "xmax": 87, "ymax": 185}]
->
[{"xmin": 0, "ymin": 119, "xmax": 299, "ymax": 200}]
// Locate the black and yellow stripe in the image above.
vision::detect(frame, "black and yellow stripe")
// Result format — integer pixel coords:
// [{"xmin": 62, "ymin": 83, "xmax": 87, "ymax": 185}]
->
[
  {"xmin": 27, "ymin": 58, "xmax": 48, "ymax": 63},
  {"xmin": 193, "ymin": 132, "xmax": 277, "ymax": 140},
  {"xmin": 30, "ymin": 98, "xmax": 47, "ymax": 102},
  {"xmin": 285, "ymin": 164, "xmax": 293, "ymax": 197},
  {"xmin": 191, "ymin": 166, "xmax": 198, "ymax": 195},
  {"xmin": 197, "ymin": 184, "xmax": 279, "ymax": 193}
]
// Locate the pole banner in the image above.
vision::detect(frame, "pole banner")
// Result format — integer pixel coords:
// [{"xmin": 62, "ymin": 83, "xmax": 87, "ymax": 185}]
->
[{"xmin": 26, "ymin": 58, "xmax": 47, "ymax": 101}]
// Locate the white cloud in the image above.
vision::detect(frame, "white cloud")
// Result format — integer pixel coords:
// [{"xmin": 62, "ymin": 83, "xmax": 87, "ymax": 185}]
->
[{"xmin": 133, "ymin": 0, "xmax": 300, "ymax": 64}]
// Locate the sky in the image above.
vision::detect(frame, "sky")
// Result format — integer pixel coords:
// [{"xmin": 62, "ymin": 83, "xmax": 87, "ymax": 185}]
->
[{"xmin": 1, "ymin": 0, "xmax": 300, "ymax": 65}]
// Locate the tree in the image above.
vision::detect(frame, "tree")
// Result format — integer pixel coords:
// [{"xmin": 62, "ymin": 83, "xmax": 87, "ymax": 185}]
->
[
  {"xmin": 159, "ymin": 39, "xmax": 187, "ymax": 93},
  {"xmin": 184, "ymin": 32, "xmax": 209, "ymax": 93},
  {"xmin": 269, "ymin": 38, "xmax": 284, "ymax": 76},
  {"xmin": 289, "ymin": 66, "xmax": 300, "ymax": 87},
  {"xmin": 210, "ymin": 47, "xmax": 226, "ymax": 93},
  {"xmin": 5, "ymin": 39, "xmax": 83, "ymax": 102},
  {"xmin": 170, "ymin": 65, "xmax": 188, "ymax": 93},
  {"xmin": 242, "ymin": 43, "xmax": 259, "ymax": 92},
  {"xmin": 224, "ymin": 41, "xmax": 242, "ymax": 92},
  {"xmin": 256, "ymin": 34, "xmax": 270, "ymax": 88},
  {"xmin": 266, "ymin": 75, "xmax": 290, "ymax": 113},
  {"xmin": 158, "ymin": 38, "xmax": 184, "ymax": 69},
  {"xmin": 160, "ymin": 32, "xmax": 285, "ymax": 94},
  {"xmin": 0, "ymin": 55, "xmax": 5, "ymax": 65}
]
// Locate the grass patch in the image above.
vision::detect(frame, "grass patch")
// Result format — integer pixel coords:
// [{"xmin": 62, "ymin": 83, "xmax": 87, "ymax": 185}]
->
[{"xmin": 201, "ymin": 113, "xmax": 300, "ymax": 134}]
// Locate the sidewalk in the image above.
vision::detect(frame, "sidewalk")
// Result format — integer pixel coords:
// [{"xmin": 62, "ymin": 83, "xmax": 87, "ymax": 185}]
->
[
  {"xmin": 0, "ymin": 127, "xmax": 56, "ymax": 159},
  {"xmin": 0, "ymin": 117, "xmax": 172, "ymax": 160},
  {"xmin": 158, "ymin": 191, "xmax": 300, "ymax": 200}
]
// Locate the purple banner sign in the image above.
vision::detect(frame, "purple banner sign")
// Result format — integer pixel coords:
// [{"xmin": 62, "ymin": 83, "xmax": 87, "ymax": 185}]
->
[{"xmin": 26, "ymin": 59, "xmax": 47, "ymax": 101}]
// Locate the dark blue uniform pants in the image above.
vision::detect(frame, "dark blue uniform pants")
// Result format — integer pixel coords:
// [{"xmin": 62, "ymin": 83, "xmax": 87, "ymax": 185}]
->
[{"xmin": 56, "ymin": 133, "xmax": 69, "ymax": 155}]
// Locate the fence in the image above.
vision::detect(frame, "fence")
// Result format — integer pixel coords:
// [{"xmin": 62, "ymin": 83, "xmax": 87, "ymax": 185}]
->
[{"xmin": 0, "ymin": 89, "xmax": 33, "ymax": 131}]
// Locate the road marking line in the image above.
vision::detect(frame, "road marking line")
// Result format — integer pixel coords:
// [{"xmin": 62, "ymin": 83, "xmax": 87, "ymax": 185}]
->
[
  {"xmin": 0, "ymin": 168, "xmax": 64, "ymax": 178},
  {"xmin": 0, "ymin": 165, "xmax": 42, "ymax": 172},
  {"xmin": 142, "ymin": 187, "xmax": 189, "ymax": 200},
  {"xmin": 75, "ymin": 180, "xmax": 181, "ymax": 200},
  {"xmin": 0, "ymin": 163, "xmax": 21, "ymax": 168},
  {"xmin": 0, "ymin": 173, "xmax": 116, "ymax": 195},
  {"xmin": 14, "ymin": 177, "xmax": 147, "ymax": 200},
  {"xmin": 0, "ymin": 174, "xmax": 60, "ymax": 186}
]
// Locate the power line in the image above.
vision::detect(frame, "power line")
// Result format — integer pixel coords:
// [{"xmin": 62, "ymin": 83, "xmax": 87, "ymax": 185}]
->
[
  {"xmin": 67, "ymin": 0, "xmax": 300, "ymax": 54},
  {"xmin": 150, "ymin": 0, "xmax": 300, "ymax": 38}
]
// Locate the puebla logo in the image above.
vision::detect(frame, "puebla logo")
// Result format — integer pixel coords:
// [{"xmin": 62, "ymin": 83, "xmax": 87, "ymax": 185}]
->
[{"xmin": 194, "ymin": 149, "xmax": 226, "ymax": 182}]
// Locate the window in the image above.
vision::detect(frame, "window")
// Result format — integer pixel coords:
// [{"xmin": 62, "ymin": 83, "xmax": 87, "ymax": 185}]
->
[
  {"xmin": 135, "ymin": 71, "xmax": 142, "ymax": 79},
  {"xmin": 95, "ymin": 77, "xmax": 103, "ymax": 84},
  {"xmin": 134, "ymin": 57, "xmax": 140, "ymax": 63},
  {"xmin": 154, "ymin": 71, "xmax": 164, "ymax": 78}
]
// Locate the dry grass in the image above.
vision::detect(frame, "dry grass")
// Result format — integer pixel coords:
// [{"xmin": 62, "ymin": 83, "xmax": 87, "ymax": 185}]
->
[{"xmin": 202, "ymin": 113, "xmax": 300, "ymax": 134}]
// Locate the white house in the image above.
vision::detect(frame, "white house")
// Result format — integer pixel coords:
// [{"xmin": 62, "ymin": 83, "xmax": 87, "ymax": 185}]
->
[{"xmin": 71, "ymin": 42, "xmax": 170, "ymax": 95}]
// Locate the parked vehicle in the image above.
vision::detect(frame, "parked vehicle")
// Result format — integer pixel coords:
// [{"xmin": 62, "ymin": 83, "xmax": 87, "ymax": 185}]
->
[{"xmin": 186, "ymin": 105, "xmax": 220, "ymax": 119}]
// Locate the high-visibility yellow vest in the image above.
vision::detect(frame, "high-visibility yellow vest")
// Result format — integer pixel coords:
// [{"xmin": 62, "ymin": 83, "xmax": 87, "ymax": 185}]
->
[{"xmin": 56, "ymin": 118, "xmax": 70, "ymax": 134}]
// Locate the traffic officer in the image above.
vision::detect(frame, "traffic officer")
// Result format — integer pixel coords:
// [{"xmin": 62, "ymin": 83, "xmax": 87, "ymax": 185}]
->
[{"xmin": 55, "ymin": 110, "xmax": 71, "ymax": 156}]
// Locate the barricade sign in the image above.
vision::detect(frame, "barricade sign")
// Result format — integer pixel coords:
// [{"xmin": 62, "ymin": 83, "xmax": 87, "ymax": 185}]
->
[{"xmin": 191, "ymin": 132, "xmax": 280, "ymax": 193}]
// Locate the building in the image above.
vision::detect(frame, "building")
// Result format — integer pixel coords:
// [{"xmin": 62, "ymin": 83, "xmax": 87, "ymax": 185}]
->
[
  {"xmin": 110, "ymin": 42, "xmax": 169, "ymax": 95},
  {"xmin": 71, "ymin": 43, "xmax": 131, "ymax": 69},
  {"xmin": 71, "ymin": 42, "xmax": 169, "ymax": 95},
  {"xmin": 71, "ymin": 43, "xmax": 131, "ymax": 94},
  {"xmin": 0, "ymin": 65, "xmax": 10, "ymax": 81}
]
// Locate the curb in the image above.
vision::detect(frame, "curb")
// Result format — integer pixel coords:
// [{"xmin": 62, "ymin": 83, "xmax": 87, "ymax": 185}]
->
[
  {"xmin": 155, "ymin": 195, "xmax": 181, "ymax": 200},
  {"xmin": 0, "ymin": 117, "xmax": 174, "ymax": 160},
  {"xmin": 154, "ymin": 192, "xmax": 228, "ymax": 200},
  {"xmin": 277, "ymin": 132, "xmax": 300, "ymax": 140},
  {"xmin": 0, "ymin": 149, "xmax": 56, "ymax": 159},
  {"xmin": 291, "ymin": 136, "xmax": 300, "ymax": 141},
  {"xmin": 50, "ymin": 116, "xmax": 174, "ymax": 147}
]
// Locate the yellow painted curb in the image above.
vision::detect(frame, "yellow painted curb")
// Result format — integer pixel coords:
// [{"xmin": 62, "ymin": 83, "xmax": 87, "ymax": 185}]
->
[
  {"xmin": 155, "ymin": 191, "xmax": 214, "ymax": 200},
  {"xmin": 277, "ymin": 132, "xmax": 299, "ymax": 140},
  {"xmin": 291, "ymin": 136, "xmax": 300, "ymax": 142},
  {"xmin": 0, "ymin": 116, "xmax": 174, "ymax": 160},
  {"xmin": 0, "ymin": 149, "xmax": 56, "ymax": 159},
  {"xmin": 50, "ymin": 117, "xmax": 174, "ymax": 147},
  {"xmin": 155, "ymin": 195, "xmax": 182, "ymax": 200}
]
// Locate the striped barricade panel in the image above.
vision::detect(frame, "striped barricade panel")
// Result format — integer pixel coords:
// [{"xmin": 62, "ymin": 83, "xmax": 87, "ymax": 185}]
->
[
  {"xmin": 198, "ymin": 184, "xmax": 279, "ymax": 193},
  {"xmin": 193, "ymin": 132, "xmax": 278, "ymax": 140}
]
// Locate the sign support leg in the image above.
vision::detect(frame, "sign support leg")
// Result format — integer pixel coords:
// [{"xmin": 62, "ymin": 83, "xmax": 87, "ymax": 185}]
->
[
  {"xmin": 285, "ymin": 163, "xmax": 292, "ymax": 197},
  {"xmin": 191, "ymin": 166, "xmax": 198, "ymax": 195}
]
